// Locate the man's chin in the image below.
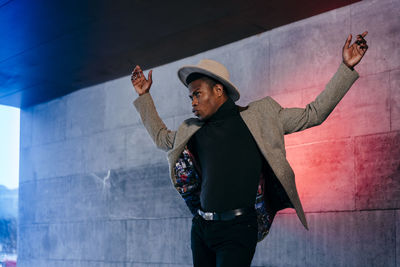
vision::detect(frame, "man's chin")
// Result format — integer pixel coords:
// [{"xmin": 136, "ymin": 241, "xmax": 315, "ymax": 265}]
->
[
  {"xmin": 194, "ymin": 112, "xmax": 203, "ymax": 120},
  {"xmin": 194, "ymin": 112, "xmax": 209, "ymax": 121},
  {"xmin": 197, "ymin": 115, "xmax": 210, "ymax": 121},
  {"xmin": 195, "ymin": 115, "xmax": 206, "ymax": 121}
]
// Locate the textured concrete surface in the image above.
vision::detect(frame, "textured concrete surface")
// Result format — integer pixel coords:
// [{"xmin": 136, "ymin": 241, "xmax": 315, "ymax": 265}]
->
[
  {"xmin": 66, "ymin": 84, "xmax": 106, "ymax": 139},
  {"xmin": 355, "ymin": 131, "xmax": 400, "ymax": 210},
  {"xmin": 307, "ymin": 210, "xmax": 396, "ymax": 267},
  {"xmin": 32, "ymin": 97, "xmax": 67, "ymax": 146},
  {"xmin": 252, "ymin": 213, "xmax": 308, "ymax": 266},
  {"xmin": 286, "ymin": 139, "xmax": 355, "ymax": 212},
  {"xmin": 126, "ymin": 218, "xmax": 192, "ymax": 263},
  {"xmin": 350, "ymin": 0, "xmax": 400, "ymax": 76},
  {"xmin": 18, "ymin": 0, "xmax": 400, "ymax": 266},
  {"xmin": 268, "ymin": 6, "xmax": 350, "ymax": 96},
  {"xmin": 253, "ymin": 210, "xmax": 397, "ymax": 267},
  {"xmin": 391, "ymin": 69, "xmax": 400, "ymax": 131}
]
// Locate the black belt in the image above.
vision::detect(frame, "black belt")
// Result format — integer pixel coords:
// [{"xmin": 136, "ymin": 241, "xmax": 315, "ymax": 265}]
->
[{"xmin": 197, "ymin": 207, "xmax": 253, "ymax": 221}]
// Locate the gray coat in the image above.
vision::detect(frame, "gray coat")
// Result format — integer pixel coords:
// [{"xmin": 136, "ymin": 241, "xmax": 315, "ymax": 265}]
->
[{"xmin": 133, "ymin": 62, "xmax": 359, "ymax": 231}]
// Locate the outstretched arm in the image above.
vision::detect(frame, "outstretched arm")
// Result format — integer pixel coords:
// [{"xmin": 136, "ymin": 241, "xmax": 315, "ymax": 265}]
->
[
  {"xmin": 131, "ymin": 66, "xmax": 176, "ymax": 151},
  {"xmin": 268, "ymin": 32, "xmax": 369, "ymax": 134}
]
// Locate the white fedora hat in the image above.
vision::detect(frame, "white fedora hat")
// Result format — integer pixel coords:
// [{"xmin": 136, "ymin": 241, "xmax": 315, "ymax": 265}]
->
[{"xmin": 177, "ymin": 59, "xmax": 240, "ymax": 102}]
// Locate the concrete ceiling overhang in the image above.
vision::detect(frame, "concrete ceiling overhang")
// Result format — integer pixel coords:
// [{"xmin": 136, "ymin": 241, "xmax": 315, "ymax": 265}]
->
[{"xmin": 0, "ymin": 0, "xmax": 360, "ymax": 108}]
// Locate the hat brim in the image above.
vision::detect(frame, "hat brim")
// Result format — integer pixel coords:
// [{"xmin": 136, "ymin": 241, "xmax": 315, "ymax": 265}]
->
[{"xmin": 177, "ymin": 65, "xmax": 240, "ymax": 102}]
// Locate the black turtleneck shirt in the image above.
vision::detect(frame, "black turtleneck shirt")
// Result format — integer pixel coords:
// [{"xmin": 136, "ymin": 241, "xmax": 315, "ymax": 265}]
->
[{"xmin": 188, "ymin": 97, "xmax": 263, "ymax": 212}]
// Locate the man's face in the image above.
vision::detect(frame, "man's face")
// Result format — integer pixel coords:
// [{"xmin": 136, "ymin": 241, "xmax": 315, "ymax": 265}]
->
[{"xmin": 188, "ymin": 79, "xmax": 220, "ymax": 121}]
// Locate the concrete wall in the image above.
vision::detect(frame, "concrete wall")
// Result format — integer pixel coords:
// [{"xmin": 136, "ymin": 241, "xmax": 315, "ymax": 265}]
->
[{"xmin": 18, "ymin": 0, "xmax": 400, "ymax": 266}]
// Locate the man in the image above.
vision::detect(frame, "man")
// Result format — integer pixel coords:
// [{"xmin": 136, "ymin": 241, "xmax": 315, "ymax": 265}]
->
[{"xmin": 131, "ymin": 32, "xmax": 368, "ymax": 267}]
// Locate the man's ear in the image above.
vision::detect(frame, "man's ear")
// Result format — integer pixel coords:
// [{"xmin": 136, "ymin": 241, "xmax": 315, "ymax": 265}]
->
[{"xmin": 214, "ymin": 84, "xmax": 224, "ymax": 97}]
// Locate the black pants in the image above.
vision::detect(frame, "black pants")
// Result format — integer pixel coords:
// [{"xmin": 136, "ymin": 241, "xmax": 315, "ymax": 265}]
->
[{"xmin": 191, "ymin": 209, "xmax": 258, "ymax": 267}]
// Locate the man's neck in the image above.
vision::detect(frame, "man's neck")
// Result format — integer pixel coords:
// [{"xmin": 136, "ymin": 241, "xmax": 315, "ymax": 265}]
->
[{"xmin": 207, "ymin": 97, "xmax": 237, "ymax": 122}]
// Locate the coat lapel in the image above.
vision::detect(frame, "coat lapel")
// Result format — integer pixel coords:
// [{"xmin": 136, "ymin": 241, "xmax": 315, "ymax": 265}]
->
[
  {"xmin": 239, "ymin": 108, "xmax": 276, "ymax": 167},
  {"xmin": 240, "ymin": 108, "xmax": 297, "ymax": 205}
]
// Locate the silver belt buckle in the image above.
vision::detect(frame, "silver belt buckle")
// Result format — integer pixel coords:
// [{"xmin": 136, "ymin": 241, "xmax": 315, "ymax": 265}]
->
[
  {"xmin": 204, "ymin": 212, "xmax": 214, "ymax": 220},
  {"xmin": 198, "ymin": 209, "xmax": 214, "ymax": 220}
]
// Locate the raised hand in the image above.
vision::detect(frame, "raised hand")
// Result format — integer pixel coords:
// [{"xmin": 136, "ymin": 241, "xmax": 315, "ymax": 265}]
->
[
  {"xmin": 342, "ymin": 31, "xmax": 369, "ymax": 69},
  {"xmin": 131, "ymin": 65, "xmax": 153, "ymax": 96}
]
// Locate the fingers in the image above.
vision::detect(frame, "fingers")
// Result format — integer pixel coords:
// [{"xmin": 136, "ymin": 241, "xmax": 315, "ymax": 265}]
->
[
  {"xmin": 130, "ymin": 66, "xmax": 153, "ymax": 94},
  {"xmin": 131, "ymin": 65, "xmax": 139, "ymax": 81},
  {"xmin": 131, "ymin": 65, "xmax": 144, "ymax": 81},
  {"xmin": 360, "ymin": 45, "xmax": 368, "ymax": 55},
  {"xmin": 133, "ymin": 65, "xmax": 140, "ymax": 72},
  {"xmin": 132, "ymin": 77, "xmax": 142, "ymax": 86},
  {"xmin": 361, "ymin": 31, "xmax": 368, "ymax": 38},
  {"xmin": 344, "ymin": 31, "xmax": 368, "ymax": 49},
  {"xmin": 344, "ymin": 34, "xmax": 352, "ymax": 49},
  {"xmin": 358, "ymin": 42, "xmax": 368, "ymax": 51},
  {"xmin": 356, "ymin": 45, "xmax": 363, "ymax": 56},
  {"xmin": 355, "ymin": 34, "xmax": 366, "ymax": 44},
  {"xmin": 355, "ymin": 32, "xmax": 368, "ymax": 53},
  {"xmin": 132, "ymin": 65, "xmax": 141, "ymax": 76},
  {"xmin": 342, "ymin": 31, "xmax": 369, "ymax": 68}
]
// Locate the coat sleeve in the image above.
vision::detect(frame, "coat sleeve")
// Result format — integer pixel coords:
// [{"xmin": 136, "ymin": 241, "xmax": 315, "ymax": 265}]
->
[
  {"xmin": 133, "ymin": 93, "xmax": 177, "ymax": 151},
  {"xmin": 266, "ymin": 62, "xmax": 359, "ymax": 135}
]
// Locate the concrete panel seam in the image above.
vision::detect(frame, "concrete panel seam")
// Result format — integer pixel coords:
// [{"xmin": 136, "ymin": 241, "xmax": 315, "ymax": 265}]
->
[
  {"xmin": 128, "ymin": 262, "xmax": 192, "ymax": 266},
  {"xmin": 18, "ymin": 173, "xmax": 75, "ymax": 186},
  {"xmin": 18, "ymin": 216, "xmax": 193, "ymax": 228},
  {"xmin": 394, "ymin": 209, "xmax": 400, "ymax": 266},
  {"xmin": 271, "ymin": 69, "xmax": 392, "ymax": 99},
  {"xmin": 353, "ymin": 130, "xmax": 400, "ymax": 140},
  {"xmin": 124, "ymin": 219, "xmax": 128, "ymax": 261},
  {"xmin": 27, "ymin": 126, "xmax": 131, "ymax": 149},
  {"xmin": 389, "ymin": 70, "xmax": 393, "ymax": 132},
  {"xmin": 27, "ymin": 259, "xmax": 130, "ymax": 264},
  {"xmin": 352, "ymin": 136, "xmax": 357, "ymax": 213},
  {"xmin": 285, "ymin": 136, "xmax": 353, "ymax": 149},
  {"xmin": 304, "ymin": 208, "xmax": 400, "ymax": 215}
]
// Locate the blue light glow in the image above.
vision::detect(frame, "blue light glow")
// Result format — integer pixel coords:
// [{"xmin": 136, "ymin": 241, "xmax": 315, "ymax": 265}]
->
[{"xmin": 0, "ymin": 105, "xmax": 19, "ymax": 189}]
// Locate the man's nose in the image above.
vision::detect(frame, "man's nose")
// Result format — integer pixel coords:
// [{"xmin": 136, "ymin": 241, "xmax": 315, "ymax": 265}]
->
[{"xmin": 192, "ymin": 97, "xmax": 198, "ymax": 106}]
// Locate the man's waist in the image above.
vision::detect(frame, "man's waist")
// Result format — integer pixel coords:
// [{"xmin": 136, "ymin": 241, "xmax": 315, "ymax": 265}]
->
[{"xmin": 197, "ymin": 207, "xmax": 255, "ymax": 221}]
